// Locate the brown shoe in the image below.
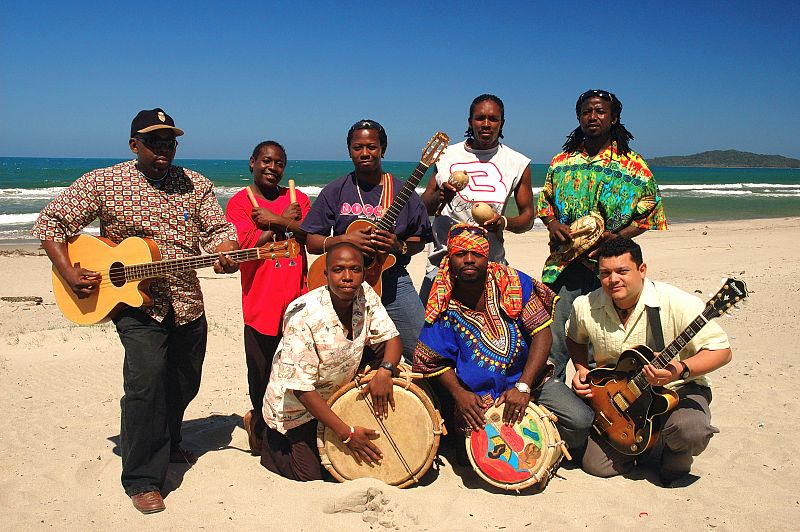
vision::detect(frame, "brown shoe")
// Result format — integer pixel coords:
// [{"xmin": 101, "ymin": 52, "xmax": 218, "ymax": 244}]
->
[
  {"xmin": 243, "ymin": 410, "xmax": 263, "ymax": 456},
  {"xmin": 131, "ymin": 491, "xmax": 165, "ymax": 514},
  {"xmin": 169, "ymin": 446, "xmax": 198, "ymax": 464}
]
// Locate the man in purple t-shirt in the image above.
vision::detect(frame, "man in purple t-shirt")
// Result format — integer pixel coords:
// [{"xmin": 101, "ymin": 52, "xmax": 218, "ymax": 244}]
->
[{"xmin": 301, "ymin": 119, "xmax": 432, "ymax": 360}]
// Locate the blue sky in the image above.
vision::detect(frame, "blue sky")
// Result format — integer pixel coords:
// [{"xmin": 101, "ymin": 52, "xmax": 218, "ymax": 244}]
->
[{"xmin": 1, "ymin": 1, "xmax": 798, "ymax": 162}]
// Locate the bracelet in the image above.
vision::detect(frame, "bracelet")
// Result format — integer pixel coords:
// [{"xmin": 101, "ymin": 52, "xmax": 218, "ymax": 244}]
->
[
  {"xmin": 545, "ymin": 218, "xmax": 556, "ymax": 227},
  {"xmin": 323, "ymin": 236, "xmax": 331, "ymax": 253},
  {"xmin": 500, "ymin": 216, "xmax": 508, "ymax": 231},
  {"xmin": 342, "ymin": 426, "xmax": 355, "ymax": 444}
]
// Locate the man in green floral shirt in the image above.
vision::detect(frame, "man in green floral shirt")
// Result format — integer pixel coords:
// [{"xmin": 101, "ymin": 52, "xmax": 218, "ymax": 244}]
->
[{"xmin": 536, "ymin": 89, "xmax": 667, "ymax": 382}]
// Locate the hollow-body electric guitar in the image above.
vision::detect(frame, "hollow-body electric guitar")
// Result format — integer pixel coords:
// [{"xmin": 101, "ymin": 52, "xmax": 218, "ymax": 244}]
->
[
  {"xmin": 585, "ymin": 278, "xmax": 748, "ymax": 455},
  {"xmin": 52, "ymin": 234, "xmax": 299, "ymax": 325},
  {"xmin": 306, "ymin": 132, "xmax": 449, "ymax": 296}
]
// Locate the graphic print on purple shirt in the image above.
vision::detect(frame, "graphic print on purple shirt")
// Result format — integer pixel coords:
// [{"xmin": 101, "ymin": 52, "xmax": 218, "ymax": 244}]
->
[
  {"xmin": 301, "ymin": 173, "xmax": 432, "ymax": 270},
  {"xmin": 339, "ymin": 201, "xmax": 385, "ymax": 219}
]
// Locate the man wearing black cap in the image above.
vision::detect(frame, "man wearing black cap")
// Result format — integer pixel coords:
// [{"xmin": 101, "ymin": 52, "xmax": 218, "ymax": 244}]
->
[{"xmin": 32, "ymin": 108, "xmax": 239, "ymax": 514}]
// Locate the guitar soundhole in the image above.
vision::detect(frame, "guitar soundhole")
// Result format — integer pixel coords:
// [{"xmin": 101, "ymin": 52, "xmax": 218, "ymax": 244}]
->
[{"xmin": 109, "ymin": 262, "xmax": 127, "ymax": 287}]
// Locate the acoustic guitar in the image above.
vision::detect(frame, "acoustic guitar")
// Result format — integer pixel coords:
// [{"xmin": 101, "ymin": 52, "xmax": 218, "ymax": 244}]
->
[
  {"xmin": 52, "ymin": 234, "xmax": 300, "ymax": 325},
  {"xmin": 306, "ymin": 132, "xmax": 449, "ymax": 296},
  {"xmin": 585, "ymin": 277, "xmax": 747, "ymax": 455}
]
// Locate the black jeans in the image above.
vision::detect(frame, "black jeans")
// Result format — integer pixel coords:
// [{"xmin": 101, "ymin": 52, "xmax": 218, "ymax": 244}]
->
[
  {"xmin": 243, "ymin": 325, "xmax": 281, "ymax": 437},
  {"xmin": 114, "ymin": 307, "xmax": 207, "ymax": 496}
]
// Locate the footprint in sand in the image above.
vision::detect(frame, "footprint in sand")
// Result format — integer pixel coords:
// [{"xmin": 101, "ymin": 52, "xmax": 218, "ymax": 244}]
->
[{"xmin": 322, "ymin": 480, "xmax": 418, "ymax": 529}]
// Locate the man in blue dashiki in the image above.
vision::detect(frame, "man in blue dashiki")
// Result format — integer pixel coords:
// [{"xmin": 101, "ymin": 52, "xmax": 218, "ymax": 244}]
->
[{"xmin": 412, "ymin": 223, "xmax": 593, "ymax": 458}]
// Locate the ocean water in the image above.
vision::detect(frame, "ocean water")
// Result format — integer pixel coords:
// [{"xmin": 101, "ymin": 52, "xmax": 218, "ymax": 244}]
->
[{"xmin": 1, "ymin": 157, "xmax": 798, "ymax": 241}]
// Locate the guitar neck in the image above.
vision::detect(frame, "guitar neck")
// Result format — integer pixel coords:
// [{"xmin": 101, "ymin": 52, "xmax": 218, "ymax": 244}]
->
[
  {"xmin": 375, "ymin": 161, "xmax": 430, "ymax": 232},
  {"xmin": 124, "ymin": 245, "xmax": 287, "ymax": 281},
  {"xmin": 630, "ymin": 308, "xmax": 715, "ymax": 390}
]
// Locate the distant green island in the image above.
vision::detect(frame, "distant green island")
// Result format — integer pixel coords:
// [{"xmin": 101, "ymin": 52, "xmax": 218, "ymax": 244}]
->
[{"xmin": 649, "ymin": 150, "xmax": 800, "ymax": 168}]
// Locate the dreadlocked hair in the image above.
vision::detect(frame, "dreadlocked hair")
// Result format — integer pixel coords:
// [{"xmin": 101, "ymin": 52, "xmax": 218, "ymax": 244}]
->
[{"xmin": 563, "ymin": 91, "xmax": 634, "ymax": 156}]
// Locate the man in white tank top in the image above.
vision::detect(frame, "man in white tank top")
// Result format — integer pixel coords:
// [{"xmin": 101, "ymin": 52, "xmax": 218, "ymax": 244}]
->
[{"xmin": 419, "ymin": 94, "xmax": 535, "ymax": 301}]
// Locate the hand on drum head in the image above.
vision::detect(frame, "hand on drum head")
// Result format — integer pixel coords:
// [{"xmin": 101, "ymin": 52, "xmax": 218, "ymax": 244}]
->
[
  {"xmin": 495, "ymin": 387, "xmax": 531, "ymax": 425},
  {"xmin": 361, "ymin": 371, "xmax": 395, "ymax": 419},
  {"xmin": 454, "ymin": 389, "xmax": 490, "ymax": 432},
  {"xmin": 347, "ymin": 426, "xmax": 383, "ymax": 465}
]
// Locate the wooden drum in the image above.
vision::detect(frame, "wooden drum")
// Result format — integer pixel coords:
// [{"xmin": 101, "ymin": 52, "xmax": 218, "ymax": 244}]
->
[
  {"xmin": 466, "ymin": 402, "xmax": 569, "ymax": 492},
  {"xmin": 317, "ymin": 370, "xmax": 444, "ymax": 488}
]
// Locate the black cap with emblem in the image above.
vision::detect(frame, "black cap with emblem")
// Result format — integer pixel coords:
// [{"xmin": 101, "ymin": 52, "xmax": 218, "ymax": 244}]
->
[{"xmin": 130, "ymin": 108, "xmax": 185, "ymax": 137}]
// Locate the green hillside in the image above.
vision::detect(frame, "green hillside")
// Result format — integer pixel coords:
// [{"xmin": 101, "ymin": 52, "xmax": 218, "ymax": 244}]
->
[{"xmin": 649, "ymin": 150, "xmax": 800, "ymax": 168}]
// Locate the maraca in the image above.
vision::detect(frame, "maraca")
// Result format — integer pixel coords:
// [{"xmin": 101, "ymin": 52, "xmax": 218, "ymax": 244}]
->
[{"xmin": 471, "ymin": 202, "xmax": 496, "ymax": 225}]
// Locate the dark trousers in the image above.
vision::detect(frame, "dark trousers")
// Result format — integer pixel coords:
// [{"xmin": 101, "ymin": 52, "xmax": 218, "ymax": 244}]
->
[
  {"xmin": 546, "ymin": 261, "xmax": 601, "ymax": 382},
  {"xmin": 260, "ymin": 421, "xmax": 322, "ymax": 481},
  {"xmin": 582, "ymin": 383, "xmax": 717, "ymax": 478},
  {"xmin": 114, "ymin": 307, "xmax": 207, "ymax": 496},
  {"xmin": 243, "ymin": 325, "xmax": 281, "ymax": 437}
]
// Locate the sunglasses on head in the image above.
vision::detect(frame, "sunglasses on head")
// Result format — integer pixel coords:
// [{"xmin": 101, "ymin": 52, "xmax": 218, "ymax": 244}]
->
[
  {"xmin": 576, "ymin": 89, "xmax": 617, "ymax": 106},
  {"xmin": 135, "ymin": 135, "xmax": 178, "ymax": 151},
  {"xmin": 448, "ymin": 223, "xmax": 488, "ymax": 240}
]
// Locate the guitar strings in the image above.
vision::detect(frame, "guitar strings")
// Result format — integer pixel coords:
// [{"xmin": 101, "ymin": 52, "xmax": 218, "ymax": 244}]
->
[{"xmin": 75, "ymin": 243, "xmax": 294, "ymax": 289}]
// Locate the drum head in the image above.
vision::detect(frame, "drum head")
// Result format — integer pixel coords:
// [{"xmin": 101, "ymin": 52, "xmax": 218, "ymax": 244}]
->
[
  {"xmin": 318, "ymin": 381, "xmax": 439, "ymax": 487},
  {"xmin": 466, "ymin": 403, "xmax": 561, "ymax": 491}
]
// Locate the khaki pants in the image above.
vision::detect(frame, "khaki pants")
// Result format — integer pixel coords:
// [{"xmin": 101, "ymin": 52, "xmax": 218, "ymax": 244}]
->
[{"xmin": 582, "ymin": 383, "xmax": 717, "ymax": 478}]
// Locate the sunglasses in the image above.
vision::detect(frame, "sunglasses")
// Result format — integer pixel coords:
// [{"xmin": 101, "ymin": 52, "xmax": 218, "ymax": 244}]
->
[
  {"xmin": 448, "ymin": 223, "xmax": 488, "ymax": 240},
  {"xmin": 135, "ymin": 135, "xmax": 178, "ymax": 151},
  {"xmin": 577, "ymin": 89, "xmax": 616, "ymax": 105}
]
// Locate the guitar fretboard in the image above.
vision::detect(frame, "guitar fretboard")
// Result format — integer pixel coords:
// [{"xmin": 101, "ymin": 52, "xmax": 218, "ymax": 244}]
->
[
  {"xmin": 375, "ymin": 161, "xmax": 430, "ymax": 232},
  {"xmin": 120, "ymin": 246, "xmax": 292, "ymax": 281},
  {"xmin": 629, "ymin": 305, "xmax": 717, "ymax": 391}
]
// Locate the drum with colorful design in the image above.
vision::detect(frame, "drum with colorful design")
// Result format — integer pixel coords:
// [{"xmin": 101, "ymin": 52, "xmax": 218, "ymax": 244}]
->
[{"xmin": 465, "ymin": 402, "xmax": 569, "ymax": 491}]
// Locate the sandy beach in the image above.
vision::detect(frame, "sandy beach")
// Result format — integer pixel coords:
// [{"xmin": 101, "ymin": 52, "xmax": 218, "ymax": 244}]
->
[{"xmin": 1, "ymin": 218, "xmax": 798, "ymax": 530}]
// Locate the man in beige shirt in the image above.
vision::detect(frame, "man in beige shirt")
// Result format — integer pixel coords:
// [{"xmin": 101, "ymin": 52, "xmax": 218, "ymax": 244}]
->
[{"xmin": 567, "ymin": 237, "xmax": 732, "ymax": 485}]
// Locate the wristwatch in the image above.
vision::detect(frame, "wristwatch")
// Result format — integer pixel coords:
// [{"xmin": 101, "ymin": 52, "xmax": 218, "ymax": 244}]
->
[
  {"xmin": 397, "ymin": 240, "xmax": 408, "ymax": 255},
  {"xmin": 379, "ymin": 361, "xmax": 397, "ymax": 376},
  {"xmin": 514, "ymin": 382, "xmax": 531, "ymax": 394},
  {"xmin": 679, "ymin": 361, "xmax": 691, "ymax": 380}
]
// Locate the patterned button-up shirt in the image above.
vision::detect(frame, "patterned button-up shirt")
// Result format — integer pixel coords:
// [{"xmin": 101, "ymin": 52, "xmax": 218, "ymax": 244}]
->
[
  {"xmin": 536, "ymin": 144, "xmax": 668, "ymax": 284},
  {"xmin": 263, "ymin": 283, "xmax": 399, "ymax": 433},
  {"xmin": 31, "ymin": 160, "xmax": 237, "ymax": 325}
]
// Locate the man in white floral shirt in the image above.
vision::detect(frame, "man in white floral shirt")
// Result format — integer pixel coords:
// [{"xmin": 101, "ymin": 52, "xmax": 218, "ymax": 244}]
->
[{"xmin": 260, "ymin": 242, "xmax": 403, "ymax": 480}]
